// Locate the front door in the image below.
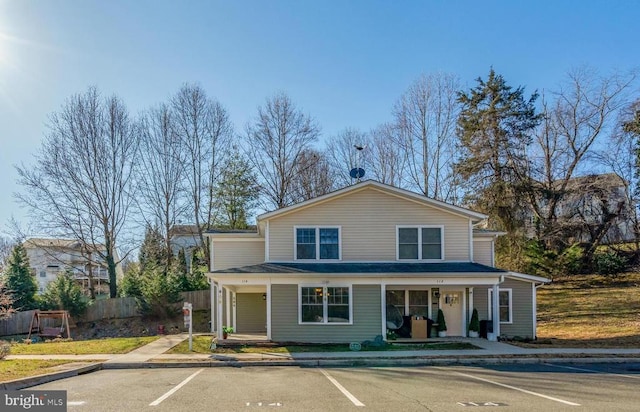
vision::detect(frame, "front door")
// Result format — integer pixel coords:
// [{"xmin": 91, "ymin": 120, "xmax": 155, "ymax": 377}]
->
[{"xmin": 440, "ymin": 291, "xmax": 463, "ymax": 336}]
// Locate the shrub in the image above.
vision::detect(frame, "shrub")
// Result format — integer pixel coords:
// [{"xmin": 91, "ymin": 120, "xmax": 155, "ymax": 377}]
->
[
  {"xmin": 436, "ymin": 309, "xmax": 447, "ymax": 332},
  {"xmin": 0, "ymin": 341, "xmax": 10, "ymax": 359},
  {"xmin": 593, "ymin": 251, "xmax": 627, "ymax": 277},
  {"xmin": 38, "ymin": 271, "xmax": 89, "ymax": 318},
  {"xmin": 525, "ymin": 241, "xmax": 584, "ymax": 278},
  {"xmin": 468, "ymin": 308, "xmax": 480, "ymax": 332}
]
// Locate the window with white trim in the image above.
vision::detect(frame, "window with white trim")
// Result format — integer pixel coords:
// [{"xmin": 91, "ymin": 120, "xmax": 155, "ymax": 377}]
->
[
  {"xmin": 488, "ymin": 288, "xmax": 512, "ymax": 323},
  {"xmin": 397, "ymin": 226, "xmax": 443, "ymax": 260},
  {"xmin": 295, "ymin": 227, "xmax": 340, "ymax": 260},
  {"xmin": 300, "ymin": 286, "xmax": 351, "ymax": 324}
]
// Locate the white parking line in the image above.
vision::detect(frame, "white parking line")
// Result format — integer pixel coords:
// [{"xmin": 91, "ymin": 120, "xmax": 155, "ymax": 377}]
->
[
  {"xmin": 68, "ymin": 401, "xmax": 85, "ymax": 406},
  {"xmin": 319, "ymin": 369, "xmax": 365, "ymax": 407},
  {"xmin": 149, "ymin": 369, "xmax": 204, "ymax": 406},
  {"xmin": 545, "ymin": 363, "xmax": 640, "ymax": 379},
  {"xmin": 451, "ymin": 371, "xmax": 580, "ymax": 406}
]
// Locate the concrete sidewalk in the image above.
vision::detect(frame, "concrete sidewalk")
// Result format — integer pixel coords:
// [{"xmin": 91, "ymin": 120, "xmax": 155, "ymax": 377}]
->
[
  {"xmin": 7, "ymin": 334, "xmax": 640, "ymax": 364},
  {"xmin": 5, "ymin": 334, "xmax": 640, "ymax": 389}
]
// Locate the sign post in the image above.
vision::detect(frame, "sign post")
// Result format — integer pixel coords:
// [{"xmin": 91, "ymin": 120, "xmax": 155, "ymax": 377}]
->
[{"xmin": 183, "ymin": 302, "xmax": 193, "ymax": 351}]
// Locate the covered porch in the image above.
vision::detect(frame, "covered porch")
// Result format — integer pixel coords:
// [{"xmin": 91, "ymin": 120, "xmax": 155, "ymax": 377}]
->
[{"xmin": 208, "ymin": 263, "xmax": 506, "ymax": 343}]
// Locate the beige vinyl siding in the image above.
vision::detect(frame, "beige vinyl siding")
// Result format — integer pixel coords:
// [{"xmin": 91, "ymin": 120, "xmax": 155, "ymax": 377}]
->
[
  {"xmin": 270, "ymin": 284, "xmax": 382, "ymax": 343},
  {"xmin": 236, "ymin": 293, "xmax": 267, "ymax": 333},
  {"xmin": 268, "ymin": 187, "xmax": 470, "ymax": 261},
  {"xmin": 213, "ymin": 240, "xmax": 265, "ymax": 271},
  {"xmin": 473, "ymin": 240, "xmax": 493, "ymax": 266},
  {"xmin": 473, "ymin": 278, "xmax": 534, "ymax": 338}
]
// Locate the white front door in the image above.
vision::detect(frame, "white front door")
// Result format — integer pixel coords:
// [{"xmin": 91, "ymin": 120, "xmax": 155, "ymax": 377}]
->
[{"xmin": 441, "ymin": 291, "xmax": 464, "ymax": 336}]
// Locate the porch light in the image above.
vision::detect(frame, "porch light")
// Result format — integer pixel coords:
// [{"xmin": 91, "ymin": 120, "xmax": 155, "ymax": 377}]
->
[{"xmin": 262, "ymin": 293, "xmax": 266, "ymax": 300}]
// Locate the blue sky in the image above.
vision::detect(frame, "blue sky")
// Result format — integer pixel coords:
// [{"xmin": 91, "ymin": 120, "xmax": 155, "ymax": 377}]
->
[{"xmin": 0, "ymin": 0, "xmax": 638, "ymax": 234}]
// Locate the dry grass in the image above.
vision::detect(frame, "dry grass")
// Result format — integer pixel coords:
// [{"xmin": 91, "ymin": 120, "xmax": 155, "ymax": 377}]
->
[
  {"xmin": 0, "ymin": 360, "xmax": 78, "ymax": 382},
  {"xmin": 6, "ymin": 336, "xmax": 159, "ymax": 355},
  {"xmin": 524, "ymin": 272, "xmax": 640, "ymax": 348}
]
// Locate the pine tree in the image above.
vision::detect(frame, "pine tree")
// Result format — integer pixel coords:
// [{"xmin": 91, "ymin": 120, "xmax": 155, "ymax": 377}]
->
[
  {"xmin": 139, "ymin": 225, "xmax": 168, "ymax": 273},
  {"xmin": 2, "ymin": 244, "xmax": 38, "ymax": 311},
  {"xmin": 456, "ymin": 68, "xmax": 541, "ymax": 232},
  {"xmin": 215, "ymin": 146, "xmax": 259, "ymax": 229}
]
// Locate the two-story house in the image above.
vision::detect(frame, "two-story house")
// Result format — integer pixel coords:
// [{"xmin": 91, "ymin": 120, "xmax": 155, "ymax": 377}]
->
[
  {"xmin": 206, "ymin": 181, "xmax": 549, "ymax": 343},
  {"xmin": 24, "ymin": 238, "xmax": 119, "ymax": 295}
]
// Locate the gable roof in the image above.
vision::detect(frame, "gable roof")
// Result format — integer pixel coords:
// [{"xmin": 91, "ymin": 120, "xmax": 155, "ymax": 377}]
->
[
  {"xmin": 257, "ymin": 180, "xmax": 488, "ymax": 223},
  {"xmin": 213, "ymin": 261, "xmax": 504, "ymax": 274}
]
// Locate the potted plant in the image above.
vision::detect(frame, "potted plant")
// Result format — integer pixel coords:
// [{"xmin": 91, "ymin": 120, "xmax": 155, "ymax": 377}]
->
[
  {"xmin": 222, "ymin": 326, "xmax": 234, "ymax": 339},
  {"xmin": 468, "ymin": 308, "xmax": 480, "ymax": 338},
  {"xmin": 436, "ymin": 309, "xmax": 447, "ymax": 337}
]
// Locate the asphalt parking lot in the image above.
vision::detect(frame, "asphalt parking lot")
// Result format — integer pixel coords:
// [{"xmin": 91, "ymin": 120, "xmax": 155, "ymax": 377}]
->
[{"xmin": 31, "ymin": 363, "xmax": 640, "ymax": 411}]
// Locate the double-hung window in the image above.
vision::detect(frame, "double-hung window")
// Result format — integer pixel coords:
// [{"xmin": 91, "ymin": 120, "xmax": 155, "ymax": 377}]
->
[
  {"xmin": 295, "ymin": 227, "xmax": 340, "ymax": 260},
  {"xmin": 488, "ymin": 288, "xmax": 512, "ymax": 323},
  {"xmin": 300, "ymin": 286, "xmax": 351, "ymax": 324},
  {"xmin": 397, "ymin": 226, "xmax": 443, "ymax": 260}
]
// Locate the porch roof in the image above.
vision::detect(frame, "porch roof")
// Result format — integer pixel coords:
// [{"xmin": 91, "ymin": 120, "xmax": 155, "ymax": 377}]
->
[{"xmin": 212, "ymin": 261, "xmax": 506, "ymax": 274}]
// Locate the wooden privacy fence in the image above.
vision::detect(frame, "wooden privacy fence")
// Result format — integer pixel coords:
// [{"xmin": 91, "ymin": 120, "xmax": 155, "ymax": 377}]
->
[
  {"xmin": 0, "ymin": 289, "xmax": 211, "ymax": 336},
  {"xmin": 180, "ymin": 290, "xmax": 210, "ymax": 310},
  {"xmin": 83, "ymin": 296, "xmax": 139, "ymax": 321}
]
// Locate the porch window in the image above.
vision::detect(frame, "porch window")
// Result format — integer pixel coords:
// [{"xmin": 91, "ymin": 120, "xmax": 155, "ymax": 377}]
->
[
  {"xmin": 488, "ymin": 288, "xmax": 512, "ymax": 323},
  {"xmin": 397, "ymin": 226, "xmax": 443, "ymax": 260},
  {"xmin": 300, "ymin": 285, "xmax": 351, "ymax": 324},
  {"xmin": 295, "ymin": 227, "xmax": 340, "ymax": 260},
  {"xmin": 409, "ymin": 290, "xmax": 429, "ymax": 318}
]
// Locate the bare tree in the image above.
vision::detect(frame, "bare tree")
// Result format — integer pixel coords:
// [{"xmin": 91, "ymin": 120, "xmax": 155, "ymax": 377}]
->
[
  {"xmin": 290, "ymin": 149, "xmax": 335, "ymax": 202},
  {"xmin": 137, "ymin": 103, "xmax": 187, "ymax": 264},
  {"xmin": 245, "ymin": 93, "xmax": 320, "ymax": 209},
  {"xmin": 368, "ymin": 124, "xmax": 405, "ymax": 187},
  {"xmin": 15, "ymin": 87, "xmax": 139, "ymax": 297},
  {"xmin": 394, "ymin": 73, "xmax": 460, "ymax": 201},
  {"xmin": 325, "ymin": 128, "xmax": 370, "ymax": 187},
  {"xmin": 523, "ymin": 68, "xmax": 637, "ymax": 252},
  {"xmin": 0, "ymin": 236, "xmax": 14, "ymax": 274},
  {"xmin": 171, "ymin": 84, "xmax": 233, "ymax": 261},
  {"xmin": 594, "ymin": 98, "xmax": 640, "ymax": 254}
]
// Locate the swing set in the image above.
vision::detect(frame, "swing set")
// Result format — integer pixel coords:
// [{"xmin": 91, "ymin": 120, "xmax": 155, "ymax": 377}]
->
[{"xmin": 27, "ymin": 310, "xmax": 72, "ymax": 340}]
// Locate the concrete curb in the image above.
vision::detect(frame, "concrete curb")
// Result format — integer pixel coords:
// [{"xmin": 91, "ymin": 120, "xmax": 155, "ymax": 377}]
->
[
  {"xmin": 0, "ymin": 363, "xmax": 102, "ymax": 390},
  {"xmin": 4, "ymin": 355, "xmax": 637, "ymax": 389}
]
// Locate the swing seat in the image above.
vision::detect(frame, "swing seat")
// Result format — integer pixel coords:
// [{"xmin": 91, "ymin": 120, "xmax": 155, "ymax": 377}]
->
[{"xmin": 40, "ymin": 327, "xmax": 63, "ymax": 338}]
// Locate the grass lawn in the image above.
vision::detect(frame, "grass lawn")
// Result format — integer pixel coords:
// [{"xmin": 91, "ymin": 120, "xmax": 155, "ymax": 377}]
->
[
  {"xmin": 523, "ymin": 272, "xmax": 640, "ymax": 348},
  {"xmin": 5, "ymin": 336, "xmax": 159, "ymax": 355},
  {"xmin": 0, "ymin": 360, "xmax": 81, "ymax": 382},
  {"xmin": 168, "ymin": 335, "xmax": 478, "ymax": 354}
]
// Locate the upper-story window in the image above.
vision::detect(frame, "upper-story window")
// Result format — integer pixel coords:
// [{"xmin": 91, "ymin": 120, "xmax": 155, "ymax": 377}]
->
[
  {"xmin": 295, "ymin": 227, "xmax": 340, "ymax": 260},
  {"xmin": 397, "ymin": 226, "xmax": 444, "ymax": 260}
]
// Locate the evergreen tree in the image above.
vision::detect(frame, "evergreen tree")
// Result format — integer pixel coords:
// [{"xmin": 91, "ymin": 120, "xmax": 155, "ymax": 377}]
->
[
  {"xmin": 139, "ymin": 225, "xmax": 168, "ymax": 273},
  {"xmin": 456, "ymin": 68, "xmax": 541, "ymax": 233},
  {"xmin": 215, "ymin": 147, "xmax": 259, "ymax": 229},
  {"xmin": 2, "ymin": 244, "xmax": 38, "ymax": 311},
  {"xmin": 39, "ymin": 271, "xmax": 88, "ymax": 318}
]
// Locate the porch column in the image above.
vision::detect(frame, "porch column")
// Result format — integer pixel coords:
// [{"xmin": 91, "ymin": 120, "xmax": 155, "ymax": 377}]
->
[
  {"xmin": 214, "ymin": 280, "xmax": 218, "ymax": 333},
  {"xmin": 468, "ymin": 287, "xmax": 474, "ymax": 337},
  {"xmin": 266, "ymin": 283, "xmax": 272, "ymax": 340},
  {"xmin": 491, "ymin": 283, "xmax": 500, "ymax": 341},
  {"xmin": 232, "ymin": 291, "xmax": 237, "ymax": 331},
  {"xmin": 380, "ymin": 283, "xmax": 386, "ymax": 340},
  {"xmin": 217, "ymin": 284, "xmax": 224, "ymax": 339},
  {"xmin": 225, "ymin": 288, "xmax": 231, "ymax": 329}
]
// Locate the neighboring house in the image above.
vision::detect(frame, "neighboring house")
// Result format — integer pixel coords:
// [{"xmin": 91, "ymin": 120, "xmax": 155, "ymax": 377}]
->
[
  {"xmin": 23, "ymin": 238, "xmax": 121, "ymax": 295},
  {"xmin": 168, "ymin": 225, "xmax": 202, "ymax": 269},
  {"xmin": 206, "ymin": 181, "xmax": 549, "ymax": 343},
  {"xmin": 526, "ymin": 173, "xmax": 637, "ymax": 244}
]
